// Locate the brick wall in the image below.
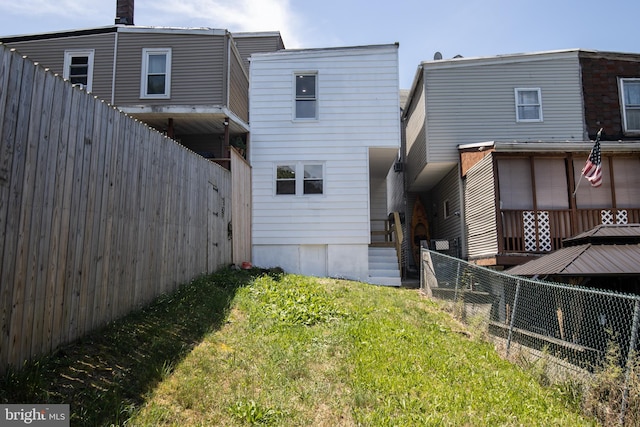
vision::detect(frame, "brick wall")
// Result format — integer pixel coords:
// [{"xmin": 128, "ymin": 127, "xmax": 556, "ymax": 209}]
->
[{"xmin": 580, "ymin": 52, "xmax": 640, "ymax": 140}]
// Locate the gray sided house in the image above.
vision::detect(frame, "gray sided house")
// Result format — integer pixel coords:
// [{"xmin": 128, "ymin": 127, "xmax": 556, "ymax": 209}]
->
[
  {"xmin": 401, "ymin": 48, "xmax": 640, "ymax": 271},
  {"xmin": 0, "ymin": 24, "xmax": 284, "ymax": 165}
]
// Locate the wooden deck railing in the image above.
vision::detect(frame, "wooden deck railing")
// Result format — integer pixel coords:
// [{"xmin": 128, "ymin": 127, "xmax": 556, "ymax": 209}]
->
[
  {"xmin": 370, "ymin": 218, "xmax": 394, "ymax": 245},
  {"xmin": 371, "ymin": 212, "xmax": 404, "ymax": 273},
  {"xmin": 500, "ymin": 208, "xmax": 640, "ymax": 253}
]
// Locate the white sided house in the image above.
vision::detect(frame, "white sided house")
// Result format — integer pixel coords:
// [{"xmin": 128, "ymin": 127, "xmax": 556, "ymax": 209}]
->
[{"xmin": 249, "ymin": 44, "xmax": 401, "ymax": 285}]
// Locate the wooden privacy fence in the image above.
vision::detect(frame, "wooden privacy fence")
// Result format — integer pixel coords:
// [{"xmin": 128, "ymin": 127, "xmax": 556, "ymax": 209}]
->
[
  {"xmin": 230, "ymin": 148, "xmax": 252, "ymax": 266},
  {"xmin": 0, "ymin": 46, "xmax": 238, "ymax": 370}
]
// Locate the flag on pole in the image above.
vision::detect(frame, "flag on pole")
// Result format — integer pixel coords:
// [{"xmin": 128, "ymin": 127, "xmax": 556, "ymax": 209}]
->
[{"xmin": 582, "ymin": 130, "xmax": 602, "ymax": 187}]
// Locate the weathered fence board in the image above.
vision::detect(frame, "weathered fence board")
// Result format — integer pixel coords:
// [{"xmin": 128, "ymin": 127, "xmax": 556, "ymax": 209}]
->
[
  {"xmin": 0, "ymin": 46, "xmax": 238, "ymax": 370},
  {"xmin": 231, "ymin": 148, "xmax": 251, "ymax": 266}
]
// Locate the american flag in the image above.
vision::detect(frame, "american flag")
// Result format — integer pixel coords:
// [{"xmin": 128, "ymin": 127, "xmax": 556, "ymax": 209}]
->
[{"xmin": 582, "ymin": 131, "xmax": 602, "ymax": 187}]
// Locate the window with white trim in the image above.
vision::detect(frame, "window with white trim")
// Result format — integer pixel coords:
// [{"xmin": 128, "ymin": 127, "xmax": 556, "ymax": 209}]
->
[
  {"xmin": 276, "ymin": 164, "xmax": 296, "ymax": 195},
  {"xmin": 295, "ymin": 73, "xmax": 317, "ymax": 119},
  {"xmin": 620, "ymin": 78, "xmax": 640, "ymax": 133},
  {"xmin": 275, "ymin": 163, "xmax": 324, "ymax": 195},
  {"xmin": 303, "ymin": 164, "xmax": 323, "ymax": 194},
  {"xmin": 63, "ymin": 50, "xmax": 94, "ymax": 92},
  {"xmin": 141, "ymin": 48, "xmax": 171, "ymax": 99},
  {"xmin": 515, "ymin": 88, "xmax": 543, "ymax": 122}
]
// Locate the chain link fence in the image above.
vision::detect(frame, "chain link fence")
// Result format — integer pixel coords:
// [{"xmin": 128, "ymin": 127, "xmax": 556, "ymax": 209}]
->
[{"xmin": 420, "ymin": 248, "xmax": 640, "ymax": 425}]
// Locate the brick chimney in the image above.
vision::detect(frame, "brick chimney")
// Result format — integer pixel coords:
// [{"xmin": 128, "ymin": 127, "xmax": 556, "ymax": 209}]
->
[{"xmin": 115, "ymin": 0, "xmax": 134, "ymax": 25}]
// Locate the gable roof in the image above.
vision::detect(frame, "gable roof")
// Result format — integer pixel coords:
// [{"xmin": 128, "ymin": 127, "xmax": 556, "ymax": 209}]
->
[
  {"xmin": 508, "ymin": 224, "xmax": 640, "ymax": 277},
  {"xmin": 564, "ymin": 223, "xmax": 640, "ymax": 244}
]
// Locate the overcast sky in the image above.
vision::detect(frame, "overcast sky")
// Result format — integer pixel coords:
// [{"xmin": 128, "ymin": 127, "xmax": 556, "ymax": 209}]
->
[{"xmin": 1, "ymin": 0, "xmax": 639, "ymax": 88}]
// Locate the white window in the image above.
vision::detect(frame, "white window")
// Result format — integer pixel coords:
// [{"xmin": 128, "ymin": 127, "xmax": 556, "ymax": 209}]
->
[
  {"xmin": 63, "ymin": 50, "xmax": 94, "ymax": 92},
  {"xmin": 294, "ymin": 73, "xmax": 317, "ymax": 119},
  {"xmin": 620, "ymin": 78, "xmax": 640, "ymax": 133},
  {"xmin": 141, "ymin": 48, "xmax": 171, "ymax": 99},
  {"xmin": 303, "ymin": 164, "xmax": 323, "ymax": 194},
  {"xmin": 275, "ymin": 163, "xmax": 324, "ymax": 195},
  {"xmin": 276, "ymin": 164, "xmax": 296, "ymax": 195},
  {"xmin": 515, "ymin": 88, "xmax": 543, "ymax": 122}
]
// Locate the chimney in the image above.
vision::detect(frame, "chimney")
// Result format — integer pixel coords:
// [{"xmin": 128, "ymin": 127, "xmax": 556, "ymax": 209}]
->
[{"xmin": 115, "ymin": 0, "xmax": 134, "ymax": 25}]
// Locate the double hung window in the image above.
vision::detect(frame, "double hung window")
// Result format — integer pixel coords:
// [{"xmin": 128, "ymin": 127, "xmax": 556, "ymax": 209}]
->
[
  {"xmin": 63, "ymin": 50, "xmax": 94, "ymax": 92},
  {"xmin": 141, "ymin": 48, "xmax": 172, "ymax": 98},
  {"xmin": 295, "ymin": 73, "xmax": 317, "ymax": 119},
  {"xmin": 276, "ymin": 163, "xmax": 324, "ymax": 195},
  {"xmin": 276, "ymin": 165, "xmax": 296, "ymax": 195},
  {"xmin": 620, "ymin": 78, "xmax": 640, "ymax": 133},
  {"xmin": 515, "ymin": 88, "xmax": 542, "ymax": 122}
]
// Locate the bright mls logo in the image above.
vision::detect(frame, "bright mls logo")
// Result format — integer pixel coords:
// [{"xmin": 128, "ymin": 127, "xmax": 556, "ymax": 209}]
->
[{"xmin": 1, "ymin": 405, "xmax": 69, "ymax": 426}]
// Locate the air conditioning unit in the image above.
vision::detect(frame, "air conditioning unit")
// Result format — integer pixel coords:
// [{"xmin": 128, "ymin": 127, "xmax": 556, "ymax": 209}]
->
[{"xmin": 393, "ymin": 161, "xmax": 404, "ymax": 172}]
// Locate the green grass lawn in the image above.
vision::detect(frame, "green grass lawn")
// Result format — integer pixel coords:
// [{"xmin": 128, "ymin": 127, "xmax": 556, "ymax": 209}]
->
[
  {"xmin": 1, "ymin": 269, "xmax": 597, "ymax": 426},
  {"xmin": 132, "ymin": 271, "xmax": 594, "ymax": 426}
]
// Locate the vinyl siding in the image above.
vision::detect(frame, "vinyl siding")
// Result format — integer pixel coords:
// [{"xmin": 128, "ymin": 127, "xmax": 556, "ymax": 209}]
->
[
  {"xmin": 428, "ymin": 165, "xmax": 462, "ymax": 243},
  {"xmin": 250, "ymin": 45, "xmax": 400, "ymax": 246},
  {"xmin": 405, "ymin": 77, "xmax": 427, "ymax": 185},
  {"xmin": 232, "ymin": 34, "xmax": 284, "ymax": 73},
  {"xmin": 424, "ymin": 54, "xmax": 585, "ymax": 163},
  {"xmin": 114, "ymin": 32, "xmax": 226, "ymax": 106},
  {"xmin": 228, "ymin": 42, "xmax": 249, "ymax": 122},
  {"xmin": 2, "ymin": 33, "xmax": 116, "ymax": 101},
  {"xmin": 465, "ymin": 154, "xmax": 498, "ymax": 258}
]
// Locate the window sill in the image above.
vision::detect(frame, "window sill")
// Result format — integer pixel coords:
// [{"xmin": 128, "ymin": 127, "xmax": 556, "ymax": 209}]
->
[{"xmin": 140, "ymin": 94, "xmax": 171, "ymax": 100}]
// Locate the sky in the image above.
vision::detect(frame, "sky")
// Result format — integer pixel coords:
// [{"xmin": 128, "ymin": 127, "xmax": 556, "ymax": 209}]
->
[{"xmin": 1, "ymin": 0, "xmax": 639, "ymax": 89}]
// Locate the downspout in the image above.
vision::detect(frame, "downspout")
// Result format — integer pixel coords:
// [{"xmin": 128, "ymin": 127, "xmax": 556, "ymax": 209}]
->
[
  {"xmin": 457, "ymin": 162, "xmax": 466, "ymax": 259},
  {"xmin": 225, "ymin": 33, "xmax": 231, "ymax": 154},
  {"xmin": 111, "ymin": 30, "xmax": 118, "ymax": 105},
  {"xmin": 226, "ymin": 32, "xmax": 231, "ymax": 111}
]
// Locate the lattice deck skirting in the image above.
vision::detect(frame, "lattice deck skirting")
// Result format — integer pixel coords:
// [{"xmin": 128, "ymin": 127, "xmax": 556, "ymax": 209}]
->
[
  {"xmin": 523, "ymin": 210, "xmax": 551, "ymax": 252},
  {"xmin": 601, "ymin": 209, "xmax": 628, "ymax": 225}
]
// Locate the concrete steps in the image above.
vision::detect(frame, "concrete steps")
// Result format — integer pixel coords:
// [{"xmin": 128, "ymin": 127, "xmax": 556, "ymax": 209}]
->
[{"xmin": 367, "ymin": 246, "xmax": 401, "ymax": 287}]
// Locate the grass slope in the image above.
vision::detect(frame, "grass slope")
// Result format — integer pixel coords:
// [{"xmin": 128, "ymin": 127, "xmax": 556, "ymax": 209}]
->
[
  {"xmin": 1, "ymin": 269, "xmax": 595, "ymax": 426},
  {"xmin": 132, "ymin": 271, "xmax": 594, "ymax": 426}
]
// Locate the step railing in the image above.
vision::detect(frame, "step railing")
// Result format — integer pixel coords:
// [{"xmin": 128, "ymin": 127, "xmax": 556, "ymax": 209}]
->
[
  {"xmin": 371, "ymin": 212, "xmax": 404, "ymax": 275},
  {"xmin": 391, "ymin": 212, "xmax": 404, "ymax": 274}
]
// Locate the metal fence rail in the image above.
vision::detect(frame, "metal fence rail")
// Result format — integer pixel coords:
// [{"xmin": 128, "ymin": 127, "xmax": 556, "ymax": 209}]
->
[{"xmin": 420, "ymin": 248, "xmax": 640, "ymax": 424}]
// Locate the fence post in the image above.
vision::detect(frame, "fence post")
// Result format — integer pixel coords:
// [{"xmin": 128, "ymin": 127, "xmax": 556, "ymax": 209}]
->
[
  {"xmin": 454, "ymin": 262, "xmax": 461, "ymax": 302},
  {"xmin": 420, "ymin": 247, "xmax": 426, "ymax": 290},
  {"xmin": 620, "ymin": 297, "xmax": 640, "ymax": 425},
  {"xmin": 506, "ymin": 279, "xmax": 521, "ymax": 357}
]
